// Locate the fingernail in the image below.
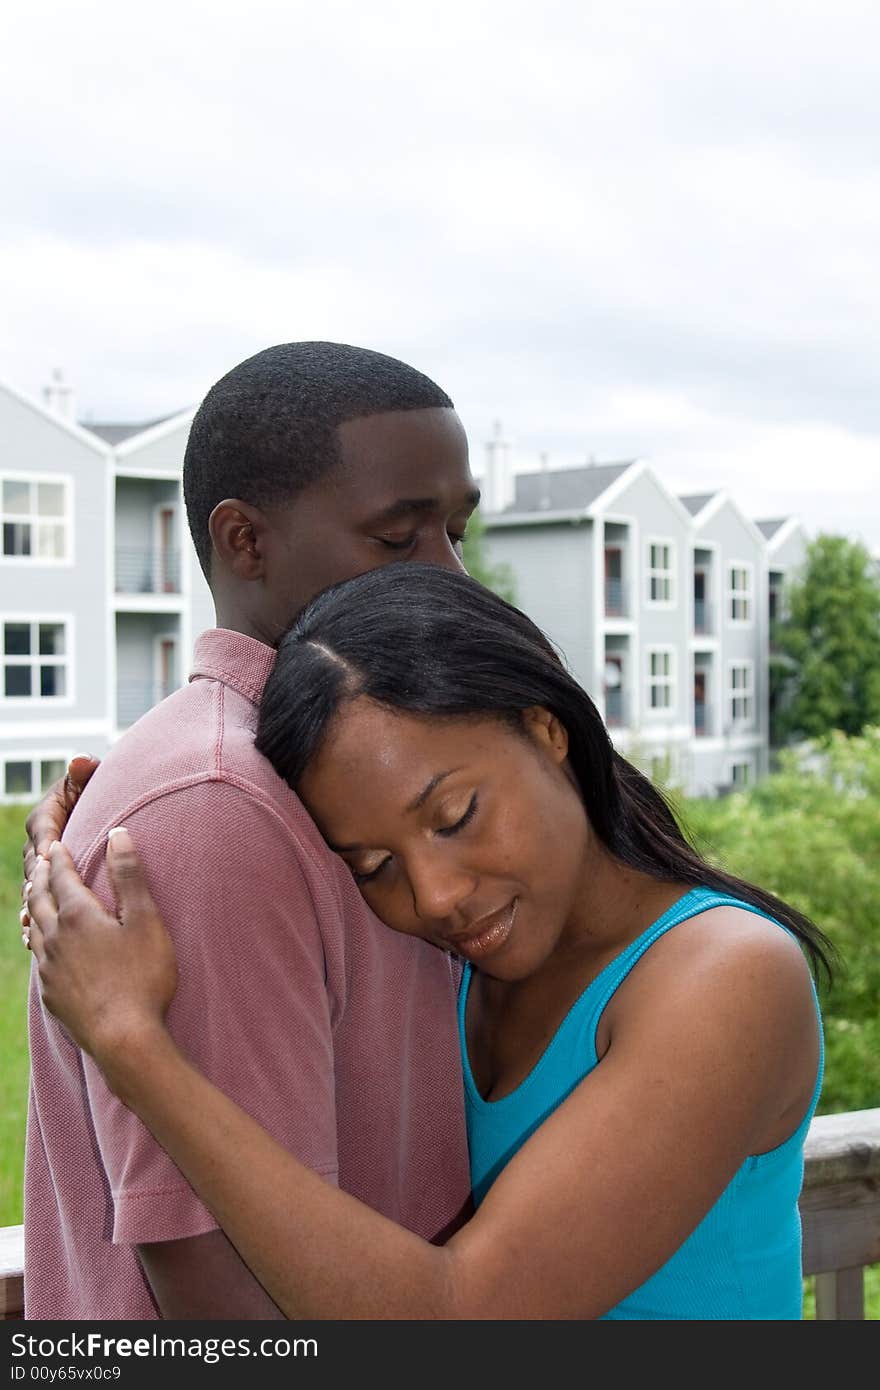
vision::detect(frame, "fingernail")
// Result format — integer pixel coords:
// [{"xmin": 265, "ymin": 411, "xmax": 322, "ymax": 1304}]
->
[
  {"xmin": 24, "ymin": 881, "xmax": 32, "ymax": 896},
  {"xmin": 22, "ymin": 932, "xmax": 31, "ymax": 949},
  {"xmin": 48, "ymin": 841, "xmax": 61, "ymax": 854},
  {"xmin": 107, "ymin": 826, "xmax": 127, "ymax": 840},
  {"xmin": 19, "ymin": 907, "xmax": 30, "ymax": 926},
  {"xmin": 72, "ymin": 752, "xmax": 95, "ymax": 761}
]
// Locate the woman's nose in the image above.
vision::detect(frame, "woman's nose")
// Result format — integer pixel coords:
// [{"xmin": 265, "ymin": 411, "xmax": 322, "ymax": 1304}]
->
[{"xmin": 408, "ymin": 852, "xmax": 475, "ymax": 924}]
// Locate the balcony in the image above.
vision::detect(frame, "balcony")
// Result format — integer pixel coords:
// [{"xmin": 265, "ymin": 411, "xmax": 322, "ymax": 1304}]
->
[
  {"xmin": 117, "ymin": 680, "xmax": 175, "ymax": 728},
  {"xmin": 604, "ymin": 577, "xmax": 627, "ymax": 618},
  {"xmin": 605, "ymin": 688, "xmax": 629, "ymax": 728},
  {"xmin": 694, "ymin": 702, "xmax": 711, "ymax": 737},
  {"xmin": 115, "ymin": 547, "xmax": 181, "ymax": 595},
  {"xmin": 3, "ymin": 1107, "xmax": 877, "ymax": 1318},
  {"xmin": 693, "ymin": 597, "xmax": 714, "ymax": 635}
]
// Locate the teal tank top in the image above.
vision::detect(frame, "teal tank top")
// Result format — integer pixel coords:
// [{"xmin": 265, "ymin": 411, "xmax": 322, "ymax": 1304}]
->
[{"xmin": 457, "ymin": 887, "xmax": 824, "ymax": 1320}]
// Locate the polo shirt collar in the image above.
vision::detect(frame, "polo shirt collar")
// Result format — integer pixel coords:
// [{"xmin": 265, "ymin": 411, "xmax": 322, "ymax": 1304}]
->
[{"xmin": 189, "ymin": 627, "xmax": 277, "ymax": 706}]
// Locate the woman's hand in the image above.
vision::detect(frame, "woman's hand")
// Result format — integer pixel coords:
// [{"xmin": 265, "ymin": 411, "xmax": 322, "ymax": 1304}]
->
[
  {"xmin": 26, "ymin": 830, "xmax": 179, "ymax": 1081},
  {"xmin": 20, "ymin": 753, "xmax": 100, "ymax": 943}
]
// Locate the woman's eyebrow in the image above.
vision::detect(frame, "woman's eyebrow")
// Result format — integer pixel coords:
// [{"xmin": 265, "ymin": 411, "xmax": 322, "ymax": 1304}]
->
[{"xmin": 405, "ymin": 769, "xmax": 462, "ymax": 814}]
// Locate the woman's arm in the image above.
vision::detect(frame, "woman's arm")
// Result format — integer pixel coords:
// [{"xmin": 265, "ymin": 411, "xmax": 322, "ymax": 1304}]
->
[{"xmin": 27, "ymin": 833, "xmax": 817, "ymax": 1320}]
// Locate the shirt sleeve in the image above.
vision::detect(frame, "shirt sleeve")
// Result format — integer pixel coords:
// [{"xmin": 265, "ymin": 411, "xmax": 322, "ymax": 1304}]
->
[{"xmin": 80, "ymin": 779, "xmax": 340, "ymax": 1245}]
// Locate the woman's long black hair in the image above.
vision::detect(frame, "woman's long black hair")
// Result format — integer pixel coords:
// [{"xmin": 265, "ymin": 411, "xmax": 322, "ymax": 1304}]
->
[{"xmin": 256, "ymin": 563, "xmax": 836, "ymax": 984}]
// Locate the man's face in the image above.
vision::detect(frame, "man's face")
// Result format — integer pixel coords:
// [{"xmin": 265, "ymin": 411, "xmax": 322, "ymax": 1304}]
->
[{"xmin": 259, "ymin": 407, "xmax": 480, "ymax": 632}]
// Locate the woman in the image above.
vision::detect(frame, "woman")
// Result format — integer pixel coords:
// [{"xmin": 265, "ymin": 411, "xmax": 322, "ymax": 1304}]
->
[{"xmin": 27, "ymin": 563, "xmax": 834, "ymax": 1319}]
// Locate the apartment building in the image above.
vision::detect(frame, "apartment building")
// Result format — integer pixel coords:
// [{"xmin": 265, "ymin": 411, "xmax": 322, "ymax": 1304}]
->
[
  {"xmin": 0, "ymin": 377, "xmax": 213, "ymax": 803},
  {"xmin": 481, "ymin": 458, "xmax": 780, "ymax": 797}
]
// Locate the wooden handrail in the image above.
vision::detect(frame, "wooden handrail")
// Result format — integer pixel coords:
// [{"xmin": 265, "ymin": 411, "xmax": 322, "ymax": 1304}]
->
[{"xmin": 4, "ymin": 1107, "xmax": 879, "ymax": 1320}]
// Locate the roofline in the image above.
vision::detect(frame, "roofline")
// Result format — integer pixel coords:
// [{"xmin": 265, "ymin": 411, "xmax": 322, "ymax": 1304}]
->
[
  {"xmin": 679, "ymin": 491, "xmax": 722, "ymax": 523},
  {"xmin": 0, "ymin": 374, "xmax": 110, "ymax": 456},
  {"xmin": 114, "ymin": 406, "xmax": 197, "ymax": 458},
  {"xmin": 691, "ymin": 489, "xmax": 769, "ymax": 548},
  {"xmin": 762, "ymin": 515, "xmax": 806, "ymax": 555},
  {"xmin": 484, "ymin": 508, "xmax": 592, "ymax": 530},
  {"xmin": 588, "ymin": 459, "xmax": 697, "ymax": 528}
]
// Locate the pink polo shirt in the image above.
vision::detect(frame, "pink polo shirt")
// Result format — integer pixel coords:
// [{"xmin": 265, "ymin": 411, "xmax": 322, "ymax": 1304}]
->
[{"xmin": 25, "ymin": 628, "xmax": 470, "ymax": 1320}]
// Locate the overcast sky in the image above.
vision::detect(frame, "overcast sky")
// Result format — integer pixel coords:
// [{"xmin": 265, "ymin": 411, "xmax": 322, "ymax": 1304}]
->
[{"xmin": 2, "ymin": 0, "xmax": 878, "ymax": 548}]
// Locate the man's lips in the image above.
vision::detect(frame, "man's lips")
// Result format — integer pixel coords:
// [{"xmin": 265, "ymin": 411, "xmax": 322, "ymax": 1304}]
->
[{"xmin": 445, "ymin": 899, "xmax": 518, "ymax": 961}]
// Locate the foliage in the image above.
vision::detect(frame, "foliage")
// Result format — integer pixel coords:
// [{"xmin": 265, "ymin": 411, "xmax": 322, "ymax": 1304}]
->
[
  {"xmin": 772, "ymin": 534, "xmax": 880, "ymax": 744},
  {"xmin": 0, "ymin": 803, "xmax": 31, "ymax": 1225},
  {"xmin": 677, "ymin": 729, "xmax": 880, "ymax": 1115},
  {"xmin": 462, "ymin": 508, "xmax": 517, "ymax": 603}
]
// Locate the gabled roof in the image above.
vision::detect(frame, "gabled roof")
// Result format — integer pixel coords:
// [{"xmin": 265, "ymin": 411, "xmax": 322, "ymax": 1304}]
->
[
  {"xmin": 754, "ymin": 518, "xmax": 787, "ymax": 540},
  {"xmin": 505, "ymin": 461, "xmax": 635, "ymax": 514},
  {"xmin": 84, "ymin": 415, "xmax": 179, "ymax": 446},
  {"xmin": 679, "ymin": 492, "xmax": 719, "ymax": 517},
  {"xmin": 0, "ymin": 375, "xmax": 110, "ymax": 455}
]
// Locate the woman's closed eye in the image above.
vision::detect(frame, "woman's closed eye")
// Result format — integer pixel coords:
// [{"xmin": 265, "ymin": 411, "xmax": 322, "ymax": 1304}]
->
[
  {"xmin": 436, "ymin": 794, "xmax": 478, "ymax": 837},
  {"xmin": 350, "ymin": 856, "xmax": 392, "ymax": 885}
]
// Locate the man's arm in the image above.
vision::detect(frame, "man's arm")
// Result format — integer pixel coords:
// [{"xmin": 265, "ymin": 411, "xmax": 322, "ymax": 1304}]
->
[{"xmin": 138, "ymin": 1230, "xmax": 285, "ymax": 1319}]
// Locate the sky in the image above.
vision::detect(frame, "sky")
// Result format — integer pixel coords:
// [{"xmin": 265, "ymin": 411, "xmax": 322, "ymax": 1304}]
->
[{"xmin": 2, "ymin": 0, "xmax": 878, "ymax": 549}]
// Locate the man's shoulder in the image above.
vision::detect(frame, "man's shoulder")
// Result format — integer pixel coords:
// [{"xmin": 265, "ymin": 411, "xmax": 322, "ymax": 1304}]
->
[{"xmin": 65, "ymin": 678, "xmax": 328, "ymax": 869}]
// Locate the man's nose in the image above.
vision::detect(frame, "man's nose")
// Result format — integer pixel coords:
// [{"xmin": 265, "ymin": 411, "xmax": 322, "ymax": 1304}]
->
[{"xmin": 422, "ymin": 531, "xmax": 467, "ymax": 572}]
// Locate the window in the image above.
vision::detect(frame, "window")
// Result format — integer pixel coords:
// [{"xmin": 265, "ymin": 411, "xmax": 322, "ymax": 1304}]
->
[
  {"xmin": 728, "ymin": 662, "xmax": 754, "ymax": 724},
  {"xmin": 647, "ymin": 541, "xmax": 675, "ymax": 604},
  {"xmin": 2, "ymin": 619, "xmax": 69, "ymax": 700},
  {"xmin": 1, "ymin": 756, "xmax": 67, "ymax": 802},
  {"xmin": 729, "ymin": 761, "xmax": 753, "ymax": 788},
  {"xmin": 728, "ymin": 564, "xmax": 753, "ymax": 622},
  {"xmin": 1, "ymin": 476, "xmax": 71, "ymax": 562},
  {"xmin": 647, "ymin": 648, "xmax": 675, "ymax": 710}
]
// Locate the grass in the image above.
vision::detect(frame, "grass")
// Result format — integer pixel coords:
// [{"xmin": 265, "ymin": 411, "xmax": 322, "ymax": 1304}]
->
[
  {"xmin": 0, "ymin": 803, "xmax": 31, "ymax": 1228},
  {"xmin": 0, "ymin": 802, "xmax": 877, "ymax": 1316}
]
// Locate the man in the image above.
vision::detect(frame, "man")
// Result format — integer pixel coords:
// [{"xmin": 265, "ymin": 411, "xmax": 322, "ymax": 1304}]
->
[{"xmin": 23, "ymin": 341, "xmax": 478, "ymax": 1319}]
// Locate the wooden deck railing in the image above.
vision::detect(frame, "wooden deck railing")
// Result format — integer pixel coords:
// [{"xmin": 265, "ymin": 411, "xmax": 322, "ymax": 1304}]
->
[{"xmin": 3, "ymin": 1107, "xmax": 879, "ymax": 1320}]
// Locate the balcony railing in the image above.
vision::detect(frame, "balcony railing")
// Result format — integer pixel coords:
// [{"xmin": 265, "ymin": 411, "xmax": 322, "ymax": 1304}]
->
[
  {"xmin": 117, "ymin": 681, "xmax": 175, "ymax": 728},
  {"xmin": 604, "ymin": 688, "xmax": 629, "ymax": 728},
  {"xmin": 694, "ymin": 701, "xmax": 711, "ymax": 737},
  {"xmin": 693, "ymin": 597, "xmax": 714, "ymax": 634},
  {"xmin": 3, "ymin": 1107, "xmax": 877, "ymax": 1319},
  {"xmin": 604, "ymin": 578, "xmax": 627, "ymax": 618},
  {"xmin": 115, "ymin": 547, "xmax": 181, "ymax": 595}
]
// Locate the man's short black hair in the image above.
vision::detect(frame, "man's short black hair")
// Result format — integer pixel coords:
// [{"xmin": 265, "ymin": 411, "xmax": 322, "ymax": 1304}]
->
[{"xmin": 182, "ymin": 340, "xmax": 454, "ymax": 580}]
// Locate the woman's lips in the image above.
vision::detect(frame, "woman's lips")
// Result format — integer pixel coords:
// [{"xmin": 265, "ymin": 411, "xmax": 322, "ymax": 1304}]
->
[{"xmin": 449, "ymin": 899, "xmax": 518, "ymax": 962}]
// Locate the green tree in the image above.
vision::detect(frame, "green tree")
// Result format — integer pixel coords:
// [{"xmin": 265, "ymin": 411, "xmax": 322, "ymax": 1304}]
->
[
  {"xmin": 462, "ymin": 509, "xmax": 517, "ymax": 603},
  {"xmin": 681, "ymin": 729, "xmax": 880, "ymax": 1115},
  {"xmin": 772, "ymin": 534, "xmax": 880, "ymax": 743}
]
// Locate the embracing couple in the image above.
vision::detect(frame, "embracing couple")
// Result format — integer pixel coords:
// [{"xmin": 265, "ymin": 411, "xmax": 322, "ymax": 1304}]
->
[{"xmin": 22, "ymin": 341, "xmax": 832, "ymax": 1321}]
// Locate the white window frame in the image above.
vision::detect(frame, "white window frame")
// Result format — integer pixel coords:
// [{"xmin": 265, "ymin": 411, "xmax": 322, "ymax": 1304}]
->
[
  {"xmin": 0, "ymin": 473, "xmax": 73, "ymax": 566},
  {"xmin": 645, "ymin": 537, "xmax": 676, "ymax": 607},
  {"xmin": 727, "ymin": 560, "xmax": 754, "ymax": 625},
  {"xmin": 1, "ymin": 751, "xmax": 72, "ymax": 804},
  {"xmin": 1, "ymin": 614, "xmax": 75, "ymax": 706},
  {"xmin": 724, "ymin": 757, "xmax": 755, "ymax": 789},
  {"xmin": 646, "ymin": 645, "xmax": 676, "ymax": 713},
  {"xmin": 726, "ymin": 659, "xmax": 755, "ymax": 727}
]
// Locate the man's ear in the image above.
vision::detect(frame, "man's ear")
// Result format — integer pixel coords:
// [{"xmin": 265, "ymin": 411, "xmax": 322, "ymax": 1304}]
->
[
  {"xmin": 521, "ymin": 706, "xmax": 569, "ymax": 764},
  {"xmin": 209, "ymin": 500, "xmax": 269, "ymax": 581}
]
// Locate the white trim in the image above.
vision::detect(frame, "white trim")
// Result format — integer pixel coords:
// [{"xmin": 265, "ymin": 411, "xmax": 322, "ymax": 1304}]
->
[
  {"xmin": 644, "ymin": 535, "xmax": 677, "ymax": 608},
  {"xmin": 114, "ymin": 464, "xmax": 186, "ymax": 481},
  {"xmin": 681, "ymin": 491, "xmax": 722, "ymax": 524},
  {"xmin": 693, "ymin": 490, "xmax": 769, "ymax": 549},
  {"xmin": 1, "ymin": 748, "xmax": 74, "ymax": 804},
  {"xmin": 1, "ymin": 613, "xmax": 75, "ymax": 707},
  {"xmin": 760, "ymin": 516, "xmax": 806, "ymax": 555},
  {"xmin": 113, "ymin": 408, "xmax": 196, "ymax": 458},
  {"xmin": 726, "ymin": 559, "xmax": 755, "ymax": 626},
  {"xmin": 590, "ymin": 460, "xmax": 697, "ymax": 528},
  {"xmin": 645, "ymin": 643, "xmax": 677, "ymax": 715},
  {"xmin": 484, "ymin": 510, "xmax": 591, "ymax": 530},
  {"xmin": 0, "ymin": 472, "xmax": 75, "ymax": 567},
  {"xmin": 0, "ymin": 375, "xmax": 111, "ymax": 454},
  {"xmin": 113, "ymin": 594, "xmax": 186, "ymax": 613},
  {"xmin": 723, "ymin": 755, "xmax": 756, "ymax": 789},
  {"xmin": 725, "ymin": 658, "xmax": 755, "ymax": 730}
]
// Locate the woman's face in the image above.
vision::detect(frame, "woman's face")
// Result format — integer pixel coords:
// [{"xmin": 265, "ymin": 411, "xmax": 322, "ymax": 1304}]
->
[{"xmin": 298, "ymin": 696, "xmax": 594, "ymax": 980}]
